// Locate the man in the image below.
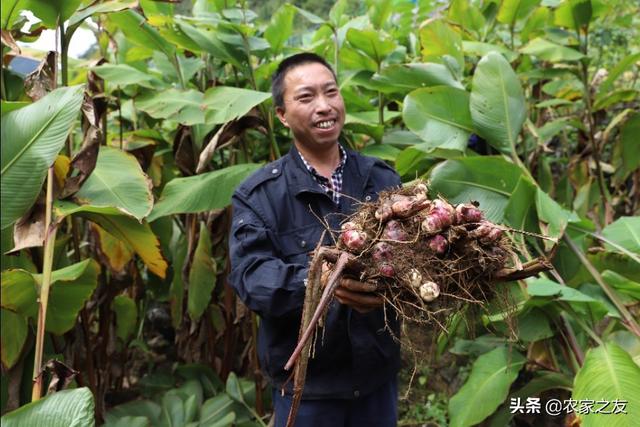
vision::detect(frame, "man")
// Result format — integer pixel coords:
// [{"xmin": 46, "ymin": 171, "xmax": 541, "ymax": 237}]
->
[{"xmin": 228, "ymin": 53, "xmax": 401, "ymax": 426}]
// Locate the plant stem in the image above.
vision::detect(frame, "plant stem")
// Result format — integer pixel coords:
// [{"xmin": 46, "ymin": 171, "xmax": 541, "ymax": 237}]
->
[
  {"xmin": 563, "ymin": 235, "xmax": 640, "ymax": 337},
  {"xmin": 32, "ymin": 167, "xmax": 58, "ymax": 401},
  {"xmin": 59, "ymin": 24, "xmax": 68, "ymax": 87},
  {"xmin": 240, "ymin": 36, "xmax": 280, "ymax": 159}
]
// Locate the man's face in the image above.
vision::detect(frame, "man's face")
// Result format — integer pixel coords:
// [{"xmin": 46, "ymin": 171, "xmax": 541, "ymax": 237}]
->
[{"xmin": 275, "ymin": 62, "xmax": 345, "ymax": 151}]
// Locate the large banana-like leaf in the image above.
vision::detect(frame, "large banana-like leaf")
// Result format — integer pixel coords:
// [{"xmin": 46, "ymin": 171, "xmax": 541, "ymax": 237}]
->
[
  {"xmin": 22, "ymin": 0, "xmax": 82, "ymax": 28},
  {"xmin": 573, "ymin": 343, "xmax": 640, "ymax": 426},
  {"xmin": 33, "ymin": 259, "xmax": 100, "ymax": 335},
  {"xmin": 403, "ymin": 86, "xmax": 473, "ymax": 151},
  {"xmin": 497, "ymin": 0, "xmax": 540, "ymax": 27},
  {"xmin": 54, "ymin": 202, "xmax": 168, "ymax": 278},
  {"xmin": 419, "ymin": 19, "xmax": 464, "ymax": 68},
  {"xmin": 449, "ymin": 347, "xmax": 526, "ymax": 427},
  {"xmin": 1, "ymin": 85, "xmax": 84, "ymax": 230},
  {"xmin": 601, "ymin": 217, "xmax": 640, "ymax": 256},
  {"xmin": 470, "ymin": 52, "xmax": 526, "ymax": 155},
  {"xmin": 1, "ymin": 387, "xmax": 95, "ymax": 427},
  {"xmin": 428, "ymin": 156, "xmax": 524, "ymax": 222},
  {"xmin": 108, "ymin": 10, "xmax": 175, "ymax": 60},
  {"xmin": 149, "ymin": 164, "xmax": 261, "ymax": 221},
  {"xmin": 0, "ymin": 309, "xmax": 27, "ymax": 369},
  {"xmin": 188, "ymin": 223, "xmax": 216, "ymax": 322},
  {"xmin": 264, "ymin": 4, "xmax": 295, "ymax": 55},
  {"xmin": 75, "ymin": 147, "xmax": 153, "ymax": 220}
]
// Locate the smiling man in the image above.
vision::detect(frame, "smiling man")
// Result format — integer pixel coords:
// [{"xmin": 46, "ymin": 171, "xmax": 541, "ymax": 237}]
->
[{"xmin": 229, "ymin": 53, "xmax": 402, "ymax": 427}]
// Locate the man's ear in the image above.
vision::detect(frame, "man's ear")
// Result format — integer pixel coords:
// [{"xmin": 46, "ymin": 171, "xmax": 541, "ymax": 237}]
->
[{"xmin": 275, "ymin": 106, "xmax": 289, "ymax": 128}]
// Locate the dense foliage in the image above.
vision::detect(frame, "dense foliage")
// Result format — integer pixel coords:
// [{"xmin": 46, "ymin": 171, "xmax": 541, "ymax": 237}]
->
[{"xmin": 1, "ymin": 0, "xmax": 638, "ymax": 426}]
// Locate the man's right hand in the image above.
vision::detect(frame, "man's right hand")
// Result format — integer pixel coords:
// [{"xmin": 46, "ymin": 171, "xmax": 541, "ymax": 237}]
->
[{"xmin": 321, "ymin": 263, "xmax": 383, "ymax": 313}]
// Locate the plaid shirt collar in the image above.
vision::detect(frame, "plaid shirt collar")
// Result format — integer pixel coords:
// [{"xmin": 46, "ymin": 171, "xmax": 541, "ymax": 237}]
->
[{"xmin": 297, "ymin": 144, "xmax": 347, "ymax": 205}]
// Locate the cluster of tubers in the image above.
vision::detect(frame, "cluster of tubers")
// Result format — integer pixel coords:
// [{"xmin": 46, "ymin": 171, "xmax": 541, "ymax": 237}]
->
[{"xmin": 336, "ymin": 182, "xmax": 508, "ymax": 307}]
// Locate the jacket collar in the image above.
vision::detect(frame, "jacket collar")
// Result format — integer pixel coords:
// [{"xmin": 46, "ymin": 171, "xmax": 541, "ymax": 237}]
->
[{"xmin": 285, "ymin": 143, "xmax": 370, "ymax": 200}]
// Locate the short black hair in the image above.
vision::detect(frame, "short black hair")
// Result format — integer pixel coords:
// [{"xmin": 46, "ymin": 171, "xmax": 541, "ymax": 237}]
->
[{"xmin": 271, "ymin": 53, "xmax": 337, "ymax": 109}]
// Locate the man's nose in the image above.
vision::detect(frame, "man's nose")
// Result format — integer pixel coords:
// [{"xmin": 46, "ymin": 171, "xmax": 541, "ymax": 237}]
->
[{"xmin": 315, "ymin": 95, "xmax": 332, "ymax": 113}]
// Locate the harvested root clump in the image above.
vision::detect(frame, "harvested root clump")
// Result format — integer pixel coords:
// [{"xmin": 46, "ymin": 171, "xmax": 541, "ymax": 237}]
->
[{"xmin": 333, "ymin": 181, "xmax": 513, "ymax": 328}]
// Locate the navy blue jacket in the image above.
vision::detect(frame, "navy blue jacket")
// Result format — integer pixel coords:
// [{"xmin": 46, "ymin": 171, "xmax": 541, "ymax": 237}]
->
[{"xmin": 228, "ymin": 145, "xmax": 402, "ymax": 399}]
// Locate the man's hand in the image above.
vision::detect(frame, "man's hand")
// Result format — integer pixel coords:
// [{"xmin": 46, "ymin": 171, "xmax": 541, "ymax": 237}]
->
[{"xmin": 321, "ymin": 263, "xmax": 383, "ymax": 313}]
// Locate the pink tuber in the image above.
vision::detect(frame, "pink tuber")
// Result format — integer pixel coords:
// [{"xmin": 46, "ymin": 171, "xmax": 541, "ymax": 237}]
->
[
  {"xmin": 340, "ymin": 229, "xmax": 368, "ymax": 252},
  {"xmin": 372, "ymin": 242, "xmax": 393, "ymax": 262},
  {"xmin": 379, "ymin": 263, "xmax": 395, "ymax": 277},
  {"xmin": 427, "ymin": 234, "xmax": 448, "ymax": 255},
  {"xmin": 383, "ymin": 220, "xmax": 408, "ymax": 241},
  {"xmin": 455, "ymin": 203, "xmax": 483, "ymax": 224}
]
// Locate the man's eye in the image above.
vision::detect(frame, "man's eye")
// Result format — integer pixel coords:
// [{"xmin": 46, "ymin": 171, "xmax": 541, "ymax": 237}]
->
[
  {"xmin": 326, "ymin": 88, "xmax": 337, "ymax": 95},
  {"xmin": 298, "ymin": 96, "xmax": 312, "ymax": 103}
]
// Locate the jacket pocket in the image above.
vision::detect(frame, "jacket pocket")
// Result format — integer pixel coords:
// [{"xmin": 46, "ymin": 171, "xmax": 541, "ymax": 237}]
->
[{"xmin": 275, "ymin": 225, "xmax": 324, "ymax": 259}]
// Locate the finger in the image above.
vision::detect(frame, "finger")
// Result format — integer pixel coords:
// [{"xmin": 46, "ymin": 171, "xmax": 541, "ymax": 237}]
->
[
  {"xmin": 339, "ymin": 277, "xmax": 378, "ymax": 292},
  {"xmin": 335, "ymin": 288, "xmax": 384, "ymax": 307}
]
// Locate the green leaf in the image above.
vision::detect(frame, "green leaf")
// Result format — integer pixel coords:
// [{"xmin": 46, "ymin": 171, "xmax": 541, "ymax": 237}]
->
[
  {"xmin": 602, "ymin": 271, "xmax": 640, "ymax": 300},
  {"xmin": 345, "ymin": 28, "xmax": 396, "ymax": 64},
  {"xmin": 91, "ymin": 64, "xmax": 155, "ymax": 88},
  {"xmin": 448, "ymin": 0, "xmax": 485, "ymax": 34},
  {"xmin": 497, "ymin": 0, "xmax": 540, "ymax": 27},
  {"xmin": 520, "ymin": 38, "xmax": 585, "ymax": 62},
  {"xmin": 1, "ymin": 308, "xmax": 27, "ymax": 369},
  {"xmin": 526, "ymin": 277, "xmax": 609, "ymax": 319},
  {"xmin": 109, "ymin": 10, "xmax": 175, "ymax": 60},
  {"xmin": 149, "ymin": 164, "xmax": 261, "ymax": 221},
  {"xmin": 573, "ymin": 343, "xmax": 640, "ymax": 426},
  {"xmin": 360, "ymin": 143, "xmax": 401, "ymax": 162},
  {"xmin": 104, "ymin": 400, "xmax": 161, "ymax": 425},
  {"xmin": 554, "ymin": 0, "xmax": 592, "ymax": 30},
  {"xmin": 188, "ymin": 223, "xmax": 216, "ymax": 322},
  {"xmin": 174, "ymin": 19, "xmax": 243, "ymax": 69},
  {"xmin": 593, "ymin": 89, "xmax": 638, "ymax": 111},
  {"xmin": 225, "ymin": 372, "xmax": 245, "ymax": 404},
  {"xmin": 403, "ymin": 87, "xmax": 472, "ymax": 151},
  {"xmin": 2, "ymin": 0, "xmax": 27, "ymax": 29},
  {"xmin": 112, "ymin": 295, "xmax": 137, "ymax": 341},
  {"xmin": 1, "ymin": 269, "xmax": 38, "ymax": 317},
  {"xmin": 489, "ymin": 371, "xmax": 572, "ymax": 426},
  {"xmin": 76, "ymin": 147, "xmax": 153, "ymax": 220},
  {"xmin": 135, "ymin": 89, "xmax": 205, "ymax": 125},
  {"xmin": 602, "ymin": 217, "xmax": 640, "ymax": 256},
  {"xmin": 429, "ymin": 156, "xmax": 524, "ymax": 222},
  {"xmin": 462, "ymin": 41, "xmax": 518, "ymax": 62},
  {"xmin": 616, "ymin": 113, "xmax": 640, "ymax": 180},
  {"xmin": 470, "ymin": 52, "xmax": 526, "ymax": 155},
  {"xmin": 1, "ymin": 387, "xmax": 95, "ymax": 427},
  {"xmin": 535, "ymin": 187, "xmax": 574, "ymax": 242},
  {"xmin": 598, "ymin": 52, "xmax": 640, "ymax": 96},
  {"xmin": 23, "ymin": 0, "xmax": 82, "ymax": 28},
  {"xmin": 516, "ymin": 308, "xmax": 554, "ymax": 342},
  {"xmin": 293, "ymin": 6, "xmax": 326, "ymax": 25},
  {"xmin": 264, "ymin": 4, "xmax": 295, "ymax": 54},
  {"xmin": 55, "ymin": 201, "xmax": 168, "ymax": 278},
  {"xmin": 372, "ymin": 63, "xmax": 464, "ymax": 92},
  {"xmin": 32, "ymin": 259, "xmax": 100, "ymax": 335},
  {"xmin": 67, "ymin": 0, "xmax": 136, "ymax": 29},
  {"xmin": 1, "ymin": 85, "xmax": 84, "ymax": 230},
  {"xmin": 1, "ymin": 101, "xmax": 30, "ymax": 115},
  {"xmin": 504, "ymin": 176, "xmax": 537, "ymax": 232},
  {"xmin": 449, "ymin": 347, "xmax": 526, "ymax": 427},
  {"xmin": 419, "ymin": 19, "xmax": 464, "ymax": 68},
  {"xmin": 203, "ymin": 86, "xmax": 271, "ymax": 125}
]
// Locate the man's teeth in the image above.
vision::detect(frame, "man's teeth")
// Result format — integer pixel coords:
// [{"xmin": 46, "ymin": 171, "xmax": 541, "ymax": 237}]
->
[{"xmin": 316, "ymin": 120, "xmax": 335, "ymax": 129}]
